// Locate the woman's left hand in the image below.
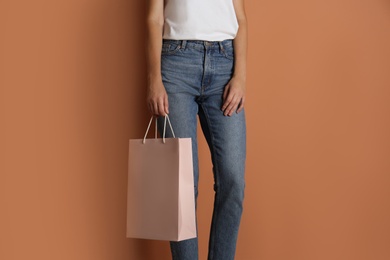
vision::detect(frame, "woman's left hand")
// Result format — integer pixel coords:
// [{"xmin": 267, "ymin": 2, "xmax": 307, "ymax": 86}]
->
[{"xmin": 222, "ymin": 76, "xmax": 246, "ymax": 116}]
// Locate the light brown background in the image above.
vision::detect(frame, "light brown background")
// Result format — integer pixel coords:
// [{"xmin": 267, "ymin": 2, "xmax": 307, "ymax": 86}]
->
[{"xmin": 1, "ymin": 0, "xmax": 390, "ymax": 259}]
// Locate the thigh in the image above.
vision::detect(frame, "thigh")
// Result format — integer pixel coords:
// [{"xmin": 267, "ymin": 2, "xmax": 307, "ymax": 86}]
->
[
  {"xmin": 157, "ymin": 93, "xmax": 198, "ymax": 139},
  {"xmin": 159, "ymin": 41, "xmax": 200, "ymax": 139},
  {"xmin": 199, "ymin": 40, "xmax": 246, "ymax": 174},
  {"xmin": 199, "ymin": 94, "xmax": 246, "ymax": 181},
  {"xmin": 159, "ymin": 43, "xmax": 202, "ymax": 193},
  {"xmin": 160, "ymin": 40, "xmax": 204, "ymax": 97}
]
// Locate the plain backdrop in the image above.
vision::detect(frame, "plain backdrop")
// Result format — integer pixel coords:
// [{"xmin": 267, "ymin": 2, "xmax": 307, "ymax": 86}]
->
[{"xmin": 1, "ymin": 0, "xmax": 390, "ymax": 259}]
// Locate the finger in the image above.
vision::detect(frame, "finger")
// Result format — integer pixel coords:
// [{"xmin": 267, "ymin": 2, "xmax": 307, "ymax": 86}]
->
[
  {"xmin": 148, "ymin": 102, "xmax": 154, "ymax": 115},
  {"xmin": 222, "ymin": 98, "xmax": 232, "ymax": 113},
  {"xmin": 222, "ymin": 84, "xmax": 230, "ymax": 105},
  {"xmin": 158, "ymin": 97, "xmax": 166, "ymax": 116},
  {"xmin": 164, "ymin": 94, "xmax": 169, "ymax": 114},
  {"xmin": 222, "ymin": 92, "xmax": 234, "ymax": 112},
  {"xmin": 236, "ymin": 97, "xmax": 245, "ymax": 113},
  {"xmin": 224, "ymin": 95, "xmax": 238, "ymax": 116},
  {"xmin": 226, "ymin": 97, "xmax": 240, "ymax": 116},
  {"xmin": 153, "ymin": 101, "xmax": 159, "ymax": 116}
]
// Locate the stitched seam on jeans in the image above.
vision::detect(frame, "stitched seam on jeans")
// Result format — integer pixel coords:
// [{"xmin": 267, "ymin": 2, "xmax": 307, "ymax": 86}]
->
[{"xmin": 200, "ymin": 103, "xmax": 220, "ymax": 259}]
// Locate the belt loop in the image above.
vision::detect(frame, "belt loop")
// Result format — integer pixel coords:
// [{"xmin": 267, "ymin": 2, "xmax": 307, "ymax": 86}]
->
[
  {"xmin": 219, "ymin": 41, "xmax": 224, "ymax": 52},
  {"xmin": 181, "ymin": 40, "xmax": 187, "ymax": 49}
]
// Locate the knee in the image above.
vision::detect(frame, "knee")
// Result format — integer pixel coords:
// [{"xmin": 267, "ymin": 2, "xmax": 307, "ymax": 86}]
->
[{"xmin": 215, "ymin": 168, "xmax": 245, "ymax": 199}]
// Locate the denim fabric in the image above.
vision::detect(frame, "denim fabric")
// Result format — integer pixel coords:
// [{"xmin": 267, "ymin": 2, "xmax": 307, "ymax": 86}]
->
[{"xmin": 157, "ymin": 39, "xmax": 246, "ymax": 260}]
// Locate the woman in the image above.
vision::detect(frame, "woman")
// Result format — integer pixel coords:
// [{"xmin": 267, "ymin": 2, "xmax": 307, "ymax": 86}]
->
[{"xmin": 146, "ymin": 0, "xmax": 247, "ymax": 259}]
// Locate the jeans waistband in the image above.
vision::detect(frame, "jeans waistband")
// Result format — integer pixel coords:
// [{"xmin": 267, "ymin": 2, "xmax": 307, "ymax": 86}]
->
[{"xmin": 162, "ymin": 39, "xmax": 233, "ymax": 50}]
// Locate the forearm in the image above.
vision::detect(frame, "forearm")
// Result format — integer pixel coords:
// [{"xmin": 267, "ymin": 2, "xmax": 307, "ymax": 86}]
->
[
  {"xmin": 146, "ymin": 19, "xmax": 164, "ymax": 83},
  {"xmin": 232, "ymin": 0, "xmax": 248, "ymax": 82},
  {"xmin": 146, "ymin": 0, "xmax": 168, "ymax": 116},
  {"xmin": 232, "ymin": 17, "xmax": 247, "ymax": 81}
]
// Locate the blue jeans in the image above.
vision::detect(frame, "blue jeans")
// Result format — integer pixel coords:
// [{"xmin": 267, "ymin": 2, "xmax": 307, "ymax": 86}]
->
[{"xmin": 157, "ymin": 39, "xmax": 246, "ymax": 260}]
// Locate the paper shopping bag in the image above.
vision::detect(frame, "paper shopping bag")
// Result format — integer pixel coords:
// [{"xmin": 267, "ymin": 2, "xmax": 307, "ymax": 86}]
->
[{"xmin": 126, "ymin": 116, "xmax": 197, "ymax": 241}]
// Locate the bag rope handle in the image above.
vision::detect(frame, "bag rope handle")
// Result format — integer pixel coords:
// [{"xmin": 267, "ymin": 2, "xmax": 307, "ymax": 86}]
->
[{"xmin": 143, "ymin": 115, "xmax": 175, "ymax": 144}]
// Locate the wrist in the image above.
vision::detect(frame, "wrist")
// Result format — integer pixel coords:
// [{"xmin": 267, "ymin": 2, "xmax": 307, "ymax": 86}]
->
[
  {"xmin": 232, "ymin": 73, "xmax": 246, "ymax": 82},
  {"xmin": 147, "ymin": 73, "xmax": 162, "ymax": 84},
  {"xmin": 232, "ymin": 65, "xmax": 246, "ymax": 81}
]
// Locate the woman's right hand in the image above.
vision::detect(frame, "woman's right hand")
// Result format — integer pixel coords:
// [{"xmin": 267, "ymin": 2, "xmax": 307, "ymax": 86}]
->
[{"xmin": 147, "ymin": 80, "xmax": 169, "ymax": 116}]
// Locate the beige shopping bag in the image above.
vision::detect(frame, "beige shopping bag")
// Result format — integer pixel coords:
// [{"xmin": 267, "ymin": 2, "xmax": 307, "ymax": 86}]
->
[{"xmin": 126, "ymin": 115, "xmax": 197, "ymax": 241}]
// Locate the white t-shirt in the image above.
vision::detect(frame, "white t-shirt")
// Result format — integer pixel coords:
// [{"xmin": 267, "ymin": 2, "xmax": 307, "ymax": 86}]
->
[{"xmin": 163, "ymin": 0, "xmax": 239, "ymax": 41}]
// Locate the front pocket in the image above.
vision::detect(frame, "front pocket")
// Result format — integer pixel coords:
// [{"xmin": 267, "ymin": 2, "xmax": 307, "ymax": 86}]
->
[
  {"xmin": 221, "ymin": 46, "xmax": 234, "ymax": 60},
  {"xmin": 161, "ymin": 43, "xmax": 181, "ymax": 55}
]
